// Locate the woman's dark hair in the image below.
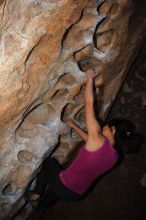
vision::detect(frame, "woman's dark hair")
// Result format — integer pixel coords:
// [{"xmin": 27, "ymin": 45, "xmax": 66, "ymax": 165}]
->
[{"xmin": 107, "ymin": 118, "xmax": 144, "ymax": 155}]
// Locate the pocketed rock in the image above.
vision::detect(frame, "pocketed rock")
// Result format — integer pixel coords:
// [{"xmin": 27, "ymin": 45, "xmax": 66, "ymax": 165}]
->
[
  {"xmin": 2, "ymin": 183, "xmax": 17, "ymax": 196},
  {"xmin": 26, "ymin": 104, "xmax": 54, "ymax": 124},
  {"xmin": 1, "ymin": 203, "xmax": 11, "ymax": 213},
  {"xmin": 16, "ymin": 120, "xmax": 39, "ymax": 138},
  {"xmin": 17, "ymin": 150, "xmax": 35, "ymax": 163},
  {"xmin": 12, "ymin": 166, "xmax": 33, "ymax": 188}
]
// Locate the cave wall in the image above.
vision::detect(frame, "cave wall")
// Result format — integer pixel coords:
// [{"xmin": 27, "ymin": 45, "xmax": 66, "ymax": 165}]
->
[{"xmin": 0, "ymin": 0, "xmax": 146, "ymax": 219}]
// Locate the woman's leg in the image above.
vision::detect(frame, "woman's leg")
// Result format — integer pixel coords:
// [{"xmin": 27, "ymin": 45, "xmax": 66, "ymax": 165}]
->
[
  {"xmin": 28, "ymin": 157, "xmax": 63, "ymax": 209},
  {"xmin": 38, "ymin": 190, "xmax": 60, "ymax": 209},
  {"xmin": 40, "ymin": 159, "xmax": 81, "ymax": 202},
  {"xmin": 30, "ymin": 157, "xmax": 81, "ymax": 209},
  {"xmin": 34, "ymin": 157, "xmax": 63, "ymax": 196}
]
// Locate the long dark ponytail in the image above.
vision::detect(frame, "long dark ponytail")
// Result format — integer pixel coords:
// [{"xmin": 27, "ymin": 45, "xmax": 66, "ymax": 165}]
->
[{"xmin": 107, "ymin": 118, "xmax": 144, "ymax": 155}]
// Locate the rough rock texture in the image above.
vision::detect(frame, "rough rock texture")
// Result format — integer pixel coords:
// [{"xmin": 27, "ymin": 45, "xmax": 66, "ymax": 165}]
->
[{"xmin": 0, "ymin": 0, "xmax": 146, "ymax": 219}]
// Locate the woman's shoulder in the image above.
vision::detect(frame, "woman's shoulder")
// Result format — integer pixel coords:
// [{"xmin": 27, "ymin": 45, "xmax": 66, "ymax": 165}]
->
[{"xmin": 84, "ymin": 134, "xmax": 106, "ymax": 152}]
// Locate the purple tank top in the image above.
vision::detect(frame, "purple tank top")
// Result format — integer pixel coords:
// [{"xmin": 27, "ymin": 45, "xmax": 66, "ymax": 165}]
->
[{"xmin": 60, "ymin": 138, "xmax": 118, "ymax": 194}]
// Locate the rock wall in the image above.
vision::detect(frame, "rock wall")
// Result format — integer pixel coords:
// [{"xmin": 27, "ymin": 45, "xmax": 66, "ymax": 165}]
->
[{"xmin": 0, "ymin": 0, "xmax": 146, "ymax": 219}]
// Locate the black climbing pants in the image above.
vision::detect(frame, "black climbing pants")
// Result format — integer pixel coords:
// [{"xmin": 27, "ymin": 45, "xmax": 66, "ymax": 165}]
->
[{"xmin": 33, "ymin": 157, "xmax": 81, "ymax": 208}]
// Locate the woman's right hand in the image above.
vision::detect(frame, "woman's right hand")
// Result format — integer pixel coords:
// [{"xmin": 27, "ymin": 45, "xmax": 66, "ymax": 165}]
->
[
  {"xmin": 86, "ymin": 69, "xmax": 95, "ymax": 80},
  {"xmin": 65, "ymin": 119, "xmax": 76, "ymax": 129}
]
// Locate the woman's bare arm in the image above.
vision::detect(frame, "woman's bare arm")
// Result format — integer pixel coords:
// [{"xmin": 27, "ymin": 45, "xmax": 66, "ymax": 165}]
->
[
  {"xmin": 65, "ymin": 119, "xmax": 87, "ymax": 142},
  {"xmin": 65, "ymin": 69, "xmax": 104, "ymax": 149},
  {"xmin": 85, "ymin": 69, "xmax": 101, "ymax": 135},
  {"xmin": 84, "ymin": 69, "xmax": 104, "ymax": 149}
]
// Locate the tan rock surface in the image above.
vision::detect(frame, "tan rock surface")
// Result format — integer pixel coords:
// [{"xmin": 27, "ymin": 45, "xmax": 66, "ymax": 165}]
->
[{"xmin": 17, "ymin": 150, "xmax": 35, "ymax": 163}]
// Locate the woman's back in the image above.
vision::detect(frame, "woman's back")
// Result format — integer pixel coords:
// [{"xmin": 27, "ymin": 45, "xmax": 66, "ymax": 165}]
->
[{"xmin": 60, "ymin": 139, "xmax": 118, "ymax": 194}]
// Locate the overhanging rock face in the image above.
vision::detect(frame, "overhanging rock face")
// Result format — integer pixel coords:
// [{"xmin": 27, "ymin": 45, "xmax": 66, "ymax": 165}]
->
[{"xmin": 0, "ymin": 0, "xmax": 146, "ymax": 219}]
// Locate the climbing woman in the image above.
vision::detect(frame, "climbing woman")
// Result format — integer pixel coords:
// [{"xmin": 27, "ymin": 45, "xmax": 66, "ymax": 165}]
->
[{"xmin": 27, "ymin": 69, "xmax": 143, "ymax": 210}]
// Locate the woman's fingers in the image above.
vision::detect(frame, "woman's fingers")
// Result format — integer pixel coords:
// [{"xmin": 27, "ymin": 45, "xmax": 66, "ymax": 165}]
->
[{"xmin": 86, "ymin": 69, "xmax": 95, "ymax": 79}]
